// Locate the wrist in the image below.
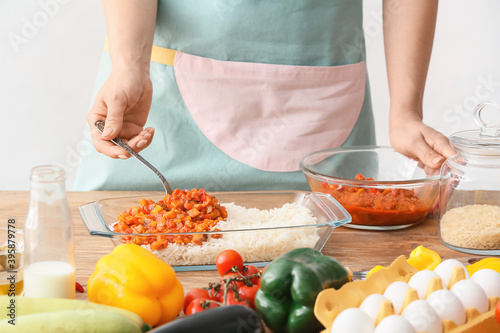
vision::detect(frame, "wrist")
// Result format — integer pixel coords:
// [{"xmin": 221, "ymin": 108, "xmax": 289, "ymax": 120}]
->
[
  {"xmin": 389, "ymin": 104, "xmax": 423, "ymax": 124},
  {"xmin": 108, "ymin": 38, "xmax": 152, "ymax": 74},
  {"xmin": 111, "ymin": 58, "xmax": 151, "ymax": 80},
  {"xmin": 112, "ymin": 54, "xmax": 151, "ymax": 75},
  {"xmin": 388, "ymin": 81, "xmax": 425, "ymax": 117}
]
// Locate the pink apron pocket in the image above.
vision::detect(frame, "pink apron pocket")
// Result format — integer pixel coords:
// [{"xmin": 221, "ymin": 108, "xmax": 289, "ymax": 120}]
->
[{"xmin": 174, "ymin": 52, "xmax": 366, "ymax": 172}]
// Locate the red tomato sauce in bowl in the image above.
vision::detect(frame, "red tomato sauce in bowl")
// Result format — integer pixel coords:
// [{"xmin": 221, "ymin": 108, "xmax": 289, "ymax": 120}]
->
[{"xmin": 309, "ymin": 174, "xmax": 431, "ymax": 227}]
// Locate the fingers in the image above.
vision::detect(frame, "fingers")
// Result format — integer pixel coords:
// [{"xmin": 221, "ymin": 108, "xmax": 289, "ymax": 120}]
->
[
  {"xmin": 88, "ymin": 110, "xmax": 154, "ymax": 159},
  {"xmin": 428, "ymin": 132, "xmax": 456, "ymax": 159},
  {"xmin": 87, "ymin": 99, "xmax": 123, "ymax": 158},
  {"xmin": 412, "ymin": 138, "xmax": 445, "ymax": 170},
  {"xmin": 89, "ymin": 128, "xmax": 155, "ymax": 159},
  {"xmin": 126, "ymin": 127, "xmax": 155, "ymax": 153},
  {"xmin": 87, "ymin": 99, "xmax": 129, "ymax": 158},
  {"xmin": 412, "ymin": 128, "xmax": 456, "ymax": 171},
  {"xmin": 89, "ymin": 126, "xmax": 129, "ymax": 158},
  {"xmin": 101, "ymin": 98, "xmax": 126, "ymax": 140},
  {"xmin": 424, "ymin": 165, "xmax": 440, "ymax": 176},
  {"xmin": 390, "ymin": 112, "xmax": 457, "ymax": 173}
]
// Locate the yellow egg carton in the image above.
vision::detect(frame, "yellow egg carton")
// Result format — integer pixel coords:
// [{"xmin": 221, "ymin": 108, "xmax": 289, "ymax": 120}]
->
[{"xmin": 314, "ymin": 255, "xmax": 500, "ymax": 333}]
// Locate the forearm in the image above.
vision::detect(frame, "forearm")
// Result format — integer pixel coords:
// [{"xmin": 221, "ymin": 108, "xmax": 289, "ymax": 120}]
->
[
  {"xmin": 102, "ymin": 0, "xmax": 158, "ymax": 72},
  {"xmin": 383, "ymin": 0, "xmax": 438, "ymax": 121}
]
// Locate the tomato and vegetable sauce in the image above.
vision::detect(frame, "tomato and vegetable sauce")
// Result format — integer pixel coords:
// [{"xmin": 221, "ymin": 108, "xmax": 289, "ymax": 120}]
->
[
  {"xmin": 112, "ymin": 188, "xmax": 227, "ymax": 250},
  {"xmin": 313, "ymin": 174, "xmax": 430, "ymax": 226}
]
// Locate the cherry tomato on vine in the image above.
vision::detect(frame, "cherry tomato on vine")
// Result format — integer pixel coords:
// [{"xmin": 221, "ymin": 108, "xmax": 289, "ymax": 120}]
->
[
  {"xmin": 243, "ymin": 265, "xmax": 260, "ymax": 285},
  {"xmin": 222, "ymin": 272, "xmax": 244, "ymax": 288},
  {"xmin": 238, "ymin": 284, "xmax": 260, "ymax": 309},
  {"xmin": 185, "ymin": 298, "xmax": 219, "ymax": 316},
  {"xmin": 184, "ymin": 288, "xmax": 212, "ymax": 313},
  {"xmin": 210, "ymin": 286, "xmax": 224, "ymax": 302},
  {"xmin": 225, "ymin": 290, "xmax": 248, "ymax": 306},
  {"xmin": 216, "ymin": 249, "xmax": 244, "ymax": 276}
]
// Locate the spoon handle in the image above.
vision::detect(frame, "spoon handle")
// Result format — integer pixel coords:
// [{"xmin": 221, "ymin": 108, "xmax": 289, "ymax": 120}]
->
[{"xmin": 94, "ymin": 120, "xmax": 173, "ymax": 194}]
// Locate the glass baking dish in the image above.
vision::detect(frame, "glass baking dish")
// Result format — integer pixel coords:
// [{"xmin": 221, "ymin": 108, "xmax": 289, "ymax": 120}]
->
[{"xmin": 79, "ymin": 191, "xmax": 351, "ymax": 271}]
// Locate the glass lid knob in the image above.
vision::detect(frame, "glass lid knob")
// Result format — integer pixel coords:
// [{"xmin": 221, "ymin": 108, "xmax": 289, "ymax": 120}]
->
[{"xmin": 474, "ymin": 101, "xmax": 500, "ymax": 137}]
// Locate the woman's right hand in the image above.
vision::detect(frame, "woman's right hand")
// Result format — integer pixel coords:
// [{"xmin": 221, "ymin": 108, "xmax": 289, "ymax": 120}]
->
[{"xmin": 87, "ymin": 65, "xmax": 154, "ymax": 159}]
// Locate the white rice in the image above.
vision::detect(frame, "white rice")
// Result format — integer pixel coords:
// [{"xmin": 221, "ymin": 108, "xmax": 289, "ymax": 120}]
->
[
  {"xmin": 148, "ymin": 202, "xmax": 320, "ymax": 267},
  {"xmin": 440, "ymin": 204, "xmax": 500, "ymax": 250}
]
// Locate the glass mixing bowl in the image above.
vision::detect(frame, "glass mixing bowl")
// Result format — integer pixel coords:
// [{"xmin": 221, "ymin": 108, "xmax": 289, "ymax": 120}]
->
[{"xmin": 300, "ymin": 146, "xmax": 440, "ymax": 230}]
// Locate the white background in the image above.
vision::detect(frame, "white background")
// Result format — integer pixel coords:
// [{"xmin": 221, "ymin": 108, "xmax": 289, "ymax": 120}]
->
[{"xmin": 1, "ymin": 0, "xmax": 500, "ymax": 190}]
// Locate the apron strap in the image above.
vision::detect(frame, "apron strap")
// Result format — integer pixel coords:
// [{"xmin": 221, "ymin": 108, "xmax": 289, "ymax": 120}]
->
[{"xmin": 103, "ymin": 38, "xmax": 177, "ymax": 66}]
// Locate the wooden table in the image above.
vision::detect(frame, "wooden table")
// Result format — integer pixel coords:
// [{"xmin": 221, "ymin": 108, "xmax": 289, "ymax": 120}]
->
[{"xmin": 1, "ymin": 190, "xmax": 485, "ymax": 300}]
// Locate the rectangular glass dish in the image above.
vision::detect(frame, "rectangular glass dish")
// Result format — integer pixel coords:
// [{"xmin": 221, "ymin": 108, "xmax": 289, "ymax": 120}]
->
[{"xmin": 79, "ymin": 191, "xmax": 351, "ymax": 271}]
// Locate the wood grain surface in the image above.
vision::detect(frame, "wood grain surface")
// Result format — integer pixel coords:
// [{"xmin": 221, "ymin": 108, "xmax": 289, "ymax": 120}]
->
[{"xmin": 0, "ymin": 190, "xmax": 486, "ymax": 302}]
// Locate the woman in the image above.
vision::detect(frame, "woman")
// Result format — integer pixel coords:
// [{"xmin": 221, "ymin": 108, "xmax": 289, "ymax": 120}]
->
[{"xmin": 74, "ymin": 0, "xmax": 454, "ymax": 191}]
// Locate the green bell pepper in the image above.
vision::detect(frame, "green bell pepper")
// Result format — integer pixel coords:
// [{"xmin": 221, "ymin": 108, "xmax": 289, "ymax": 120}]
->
[{"xmin": 255, "ymin": 248, "xmax": 350, "ymax": 333}]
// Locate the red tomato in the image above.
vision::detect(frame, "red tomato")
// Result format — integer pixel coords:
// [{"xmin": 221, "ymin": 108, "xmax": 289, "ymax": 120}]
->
[
  {"xmin": 243, "ymin": 265, "xmax": 260, "ymax": 285},
  {"xmin": 210, "ymin": 286, "xmax": 224, "ymax": 302},
  {"xmin": 216, "ymin": 249, "xmax": 244, "ymax": 276},
  {"xmin": 238, "ymin": 284, "xmax": 260, "ymax": 309},
  {"xmin": 225, "ymin": 289, "xmax": 248, "ymax": 306},
  {"xmin": 496, "ymin": 299, "xmax": 500, "ymax": 324},
  {"xmin": 184, "ymin": 298, "xmax": 219, "ymax": 315},
  {"xmin": 183, "ymin": 288, "xmax": 211, "ymax": 313},
  {"xmin": 222, "ymin": 272, "xmax": 244, "ymax": 289}
]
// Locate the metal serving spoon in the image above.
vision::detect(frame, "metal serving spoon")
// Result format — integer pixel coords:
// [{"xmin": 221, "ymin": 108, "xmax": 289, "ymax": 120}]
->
[{"xmin": 94, "ymin": 120, "xmax": 173, "ymax": 194}]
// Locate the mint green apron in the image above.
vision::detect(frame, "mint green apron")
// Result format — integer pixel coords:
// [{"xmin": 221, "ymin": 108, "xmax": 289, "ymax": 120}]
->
[{"xmin": 74, "ymin": 0, "xmax": 375, "ymax": 191}]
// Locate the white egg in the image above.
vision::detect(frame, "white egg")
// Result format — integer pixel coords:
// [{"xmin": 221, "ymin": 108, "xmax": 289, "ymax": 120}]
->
[
  {"xmin": 450, "ymin": 279, "xmax": 489, "ymax": 313},
  {"xmin": 331, "ymin": 308, "xmax": 375, "ymax": 333},
  {"xmin": 426, "ymin": 289, "xmax": 466, "ymax": 326},
  {"xmin": 383, "ymin": 281, "xmax": 410, "ymax": 314},
  {"xmin": 402, "ymin": 299, "xmax": 443, "ymax": 333},
  {"xmin": 408, "ymin": 270, "xmax": 442, "ymax": 299},
  {"xmin": 471, "ymin": 268, "xmax": 500, "ymax": 298},
  {"xmin": 374, "ymin": 315, "xmax": 416, "ymax": 333},
  {"xmin": 359, "ymin": 294, "xmax": 388, "ymax": 322},
  {"xmin": 433, "ymin": 259, "xmax": 470, "ymax": 288}
]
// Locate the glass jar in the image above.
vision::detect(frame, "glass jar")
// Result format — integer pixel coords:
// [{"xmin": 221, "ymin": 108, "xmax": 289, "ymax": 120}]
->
[
  {"xmin": 24, "ymin": 165, "xmax": 75, "ymax": 298},
  {"xmin": 439, "ymin": 102, "xmax": 500, "ymax": 255}
]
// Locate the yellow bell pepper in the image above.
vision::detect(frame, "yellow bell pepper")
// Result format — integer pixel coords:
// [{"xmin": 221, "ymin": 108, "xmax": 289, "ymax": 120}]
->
[
  {"xmin": 87, "ymin": 244, "xmax": 184, "ymax": 327},
  {"xmin": 406, "ymin": 245, "xmax": 441, "ymax": 271},
  {"xmin": 466, "ymin": 257, "xmax": 500, "ymax": 276},
  {"xmin": 366, "ymin": 245, "xmax": 441, "ymax": 278},
  {"xmin": 366, "ymin": 265, "xmax": 386, "ymax": 279}
]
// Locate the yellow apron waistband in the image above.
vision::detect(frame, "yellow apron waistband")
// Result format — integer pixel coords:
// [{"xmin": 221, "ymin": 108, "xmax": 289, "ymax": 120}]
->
[{"xmin": 103, "ymin": 39, "xmax": 177, "ymax": 66}]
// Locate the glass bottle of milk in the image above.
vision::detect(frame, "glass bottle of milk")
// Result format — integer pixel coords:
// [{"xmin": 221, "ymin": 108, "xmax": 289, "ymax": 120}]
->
[{"xmin": 24, "ymin": 166, "xmax": 75, "ymax": 299}]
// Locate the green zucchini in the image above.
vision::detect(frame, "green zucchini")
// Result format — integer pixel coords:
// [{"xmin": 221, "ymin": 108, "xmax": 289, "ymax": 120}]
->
[
  {"xmin": 0, "ymin": 309, "xmax": 143, "ymax": 332},
  {"xmin": 0, "ymin": 296, "xmax": 150, "ymax": 332}
]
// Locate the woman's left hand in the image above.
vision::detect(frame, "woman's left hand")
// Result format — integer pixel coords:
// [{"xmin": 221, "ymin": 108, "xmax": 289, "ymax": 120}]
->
[
  {"xmin": 390, "ymin": 111, "xmax": 456, "ymax": 174},
  {"xmin": 383, "ymin": 0, "xmax": 453, "ymax": 174}
]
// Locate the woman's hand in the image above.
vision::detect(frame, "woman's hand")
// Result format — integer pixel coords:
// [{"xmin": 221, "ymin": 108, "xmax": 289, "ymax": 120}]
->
[
  {"xmin": 89, "ymin": 0, "xmax": 158, "ymax": 159},
  {"xmin": 87, "ymin": 66, "xmax": 154, "ymax": 159},
  {"xmin": 390, "ymin": 109, "xmax": 456, "ymax": 174},
  {"xmin": 383, "ymin": 0, "xmax": 455, "ymax": 173}
]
